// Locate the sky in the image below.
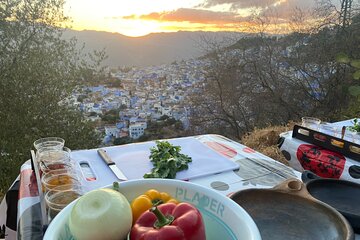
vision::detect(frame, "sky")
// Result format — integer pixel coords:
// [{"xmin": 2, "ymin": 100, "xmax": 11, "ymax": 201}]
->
[{"xmin": 64, "ymin": 0, "xmax": 324, "ymax": 37}]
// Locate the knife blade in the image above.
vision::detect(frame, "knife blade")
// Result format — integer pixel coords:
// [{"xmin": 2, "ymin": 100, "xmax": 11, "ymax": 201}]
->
[{"xmin": 97, "ymin": 149, "xmax": 128, "ymax": 181}]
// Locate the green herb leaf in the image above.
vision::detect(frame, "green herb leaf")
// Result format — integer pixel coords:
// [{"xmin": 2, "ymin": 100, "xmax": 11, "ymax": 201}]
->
[
  {"xmin": 144, "ymin": 141, "xmax": 192, "ymax": 179},
  {"xmin": 348, "ymin": 118, "xmax": 360, "ymax": 132}
]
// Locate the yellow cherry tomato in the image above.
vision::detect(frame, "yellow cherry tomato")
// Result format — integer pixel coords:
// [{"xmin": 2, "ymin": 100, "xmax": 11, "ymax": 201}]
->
[{"xmin": 130, "ymin": 189, "xmax": 178, "ymax": 224}]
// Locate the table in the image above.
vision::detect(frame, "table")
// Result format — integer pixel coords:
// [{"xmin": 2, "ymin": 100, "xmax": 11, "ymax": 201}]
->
[
  {"xmin": 0, "ymin": 134, "xmax": 302, "ymax": 240},
  {"xmin": 279, "ymin": 120, "xmax": 360, "ymax": 184}
]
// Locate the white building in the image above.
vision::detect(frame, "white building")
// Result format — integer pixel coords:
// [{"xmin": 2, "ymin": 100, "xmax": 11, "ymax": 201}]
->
[
  {"xmin": 105, "ymin": 125, "xmax": 120, "ymax": 138},
  {"xmin": 161, "ymin": 106, "xmax": 172, "ymax": 116},
  {"xmin": 120, "ymin": 96, "xmax": 131, "ymax": 108},
  {"xmin": 86, "ymin": 115, "xmax": 101, "ymax": 122},
  {"xmin": 129, "ymin": 122, "xmax": 147, "ymax": 139}
]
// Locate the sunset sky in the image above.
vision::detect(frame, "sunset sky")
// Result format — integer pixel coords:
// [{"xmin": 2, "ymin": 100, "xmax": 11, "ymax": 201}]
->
[{"xmin": 64, "ymin": 0, "xmax": 324, "ymax": 37}]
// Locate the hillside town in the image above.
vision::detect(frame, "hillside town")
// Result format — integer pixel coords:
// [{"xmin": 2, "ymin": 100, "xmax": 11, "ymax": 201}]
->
[{"xmin": 61, "ymin": 59, "xmax": 209, "ymax": 144}]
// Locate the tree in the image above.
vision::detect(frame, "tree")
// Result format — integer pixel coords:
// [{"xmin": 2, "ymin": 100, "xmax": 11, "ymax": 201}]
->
[
  {"xmin": 114, "ymin": 137, "xmax": 131, "ymax": 145},
  {"xmin": 101, "ymin": 109, "xmax": 119, "ymax": 123},
  {"xmin": 159, "ymin": 115, "xmax": 170, "ymax": 121},
  {"xmin": 189, "ymin": 3, "xmax": 360, "ymax": 140},
  {"xmin": 0, "ymin": 0, "xmax": 103, "ymax": 195}
]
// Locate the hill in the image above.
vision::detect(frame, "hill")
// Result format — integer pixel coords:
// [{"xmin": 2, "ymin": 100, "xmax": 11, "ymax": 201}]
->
[{"xmin": 62, "ymin": 30, "xmax": 242, "ymax": 67}]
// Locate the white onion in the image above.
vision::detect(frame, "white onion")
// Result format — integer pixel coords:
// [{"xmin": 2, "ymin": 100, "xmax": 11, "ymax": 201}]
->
[{"xmin": 69, "ymin": 188, "xmax": 132, "ymax": 240}]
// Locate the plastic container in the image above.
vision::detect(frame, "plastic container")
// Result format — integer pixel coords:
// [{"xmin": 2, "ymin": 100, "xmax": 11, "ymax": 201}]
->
[
  {"xmin": 43, "ymin": 179, "xmax": 262, "ymax": 240},
  {"xmin": 33, "ymin": 137, "xmax": 65, "ymax": 150},
  {"xmin": 45, "ymin": 184, "xmax": 83, "ymax": 222},
  {"xmin": 41, "ymin": 169, "xmax": 80, "ymax": 192}
]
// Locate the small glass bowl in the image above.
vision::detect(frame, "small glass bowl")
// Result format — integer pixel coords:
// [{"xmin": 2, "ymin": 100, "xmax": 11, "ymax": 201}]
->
[
  {"xmin": 45, "ymin": 184, "xmax": 83, "ymax": 222},
  {"xmin": 41, "ymin": 169, "xmax": 80, "ymax": 192},
  {"xmin": 34, "ymin": 137, "xmax": 65, "ymax": 151}
]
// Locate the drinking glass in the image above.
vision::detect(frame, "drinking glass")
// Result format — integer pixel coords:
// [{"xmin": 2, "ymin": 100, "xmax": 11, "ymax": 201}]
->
[
  {"xmin": 36, "ymin": 147, "xmax": 71, "ymax": 165},
  {"xmin": 354, "ymin": 132, "xmax": 360, "ymax": 144},
  {"xmin": 36, "ymin": 146, "xmax": 73, "ymax": 177},
  {"xmin": 320, "ymin": 123, "xmax": 340, "ymax": 137},
  {"xmin": 41, "ymin": 169, "xmax": 80, "ymax": 192},
  {"xmin": 343, "ymin": 131, "xmax": 355, "ymax": 142},
  {"xmin": 40, "ymin": 161, "xmax": 75, "ymax": 175},
  {"xmin": 302, "ymin": 117, "xmax": 321, "ymax": 130},
  {"xmin": 348, "ymin": 129, "xmax": 360, "ymax": 144},
  {"xmin": 45, "ymin": 184, "xmax": 83, "ymax": 222},
  {"xmin": 33, "ymin": 137, "xmax": 65, "ymax": 151}
]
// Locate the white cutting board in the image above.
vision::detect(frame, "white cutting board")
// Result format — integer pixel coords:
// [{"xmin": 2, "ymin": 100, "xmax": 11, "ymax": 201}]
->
[{"xmin": 71, "ymin": 137, "xmax": 239, "ymax": 190}]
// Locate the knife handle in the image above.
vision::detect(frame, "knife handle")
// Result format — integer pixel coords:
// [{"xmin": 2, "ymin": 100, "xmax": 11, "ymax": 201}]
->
[
  {"xmin": 341, "ymin": 126, "xmax": 346, "ymax": 140},
  {"xmin": 98, "ymin": 149, "xmax": 114, "ymax": 165}
]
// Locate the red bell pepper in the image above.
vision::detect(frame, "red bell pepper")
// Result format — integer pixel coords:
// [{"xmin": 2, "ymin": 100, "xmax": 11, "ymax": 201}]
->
[{"xmin": 130, "ymin": 202, "xmax": 206, "ymax": 240}]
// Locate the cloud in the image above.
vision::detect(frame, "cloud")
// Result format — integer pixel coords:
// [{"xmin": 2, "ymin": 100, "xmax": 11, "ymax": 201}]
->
[
  {"xmin": 112, "ymin": 0, "xmax": 341, "ymax": 34},
  {"xmin": 200, "ymin": 0, "xmax": 319, "ymax": 12},
  {"xmin": 200, "ymin": 0, "xmax": 279, "ymax": 9},
  {"xmin": 121, "ymin": 8, "xmax": 246, "ymax": 24},
  {"xmin": 261, "ymin": 0, "xmax": 317, "ymax": 19},
  {"xmin": 197, "ymin": 0, "xmax": 322, "ymax": 22}
]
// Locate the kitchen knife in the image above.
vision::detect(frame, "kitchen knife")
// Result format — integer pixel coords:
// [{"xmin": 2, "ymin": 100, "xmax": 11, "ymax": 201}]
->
[{"xmin": 97, "ymin": 149, "xmax": 128, "ymax": 181}]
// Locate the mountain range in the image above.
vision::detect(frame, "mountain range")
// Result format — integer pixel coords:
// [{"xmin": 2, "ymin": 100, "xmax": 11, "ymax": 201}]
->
[{"xmin": 62, "ymin": 30, "xmax": 243, "ymax": 67}]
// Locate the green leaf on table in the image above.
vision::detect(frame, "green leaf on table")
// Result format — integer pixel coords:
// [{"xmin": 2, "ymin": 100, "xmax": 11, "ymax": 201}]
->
[
  {"xmin": 335, "ymin": 53, "xmax": 350, "ymax": 63},
  {"xmin": 348, "ymin": 85, "xmax": 360, "ymax": 96}
]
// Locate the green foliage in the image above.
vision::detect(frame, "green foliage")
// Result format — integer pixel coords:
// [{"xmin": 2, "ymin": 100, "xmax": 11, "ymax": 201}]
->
[
  {"xmin": 335, "ymin": 54, "xmax": 360, "ymax": 82},
  {"xmin": 335, "ymin": 53, "xmax": 351, "ymax": 63},
  {"xmin": 101, "ymin": 109, "xmax": 119, "ymax": 123},
  {"xmin": 190, "ymin": 12, "xmax": 360, "ymax": 139},
  {"xmin": 348, "ymin": 85, "xmax": 360, "ymax": 96},
  {"xmin": 113, "ymin": 137, "xmax": 131, "ymax": 145},
  {"xmin": 137, "ymin": 134, "xmax": 150, "ymax": 142},
  {"xmin": 337, "ymin": 55, "xmax": 360, "ymax": 96},
  {"xmin": 0, "ymin": 0, "xmax": 103, "ymax": 195},
  {"xmin": 159, "ymin": 115, "xmax": 170, "ymax": 121},
  {"xmin": 101, "ymin": 115, "xmax": 117, "ymax": 123},
  {"xmin": 77, "ymin": 95, "xmax": 87, "ymax": 103},
  {"xmin": 351, "ymin": 60, "xmax": 360, "ymax": 69},
  {"xmin": 119, "ymin": 104, "xmax": 127, "ymax": 110},
  {"xmin": 353, "ymin": 70, "xmax": 360, "ymax": 80},
  {"xmin": 174, "ymin": 121, "xmax": 184, "ymax": 131},
  {"xmin": 347, "ymin": 118, "xmax": 360, "ymax": 132}
]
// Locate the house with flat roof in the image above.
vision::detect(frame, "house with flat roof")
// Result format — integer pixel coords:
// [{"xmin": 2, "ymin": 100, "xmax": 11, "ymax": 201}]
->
[{"xmin": 129, "ymin": 122, "xmax": 147, "ymax": 139}]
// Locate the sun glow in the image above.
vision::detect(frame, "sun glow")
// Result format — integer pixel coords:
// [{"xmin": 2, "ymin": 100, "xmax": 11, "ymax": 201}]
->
[
  {"xmin": 71, "ymin": 19, "xmax": 168, "ymax": 37},
  {"xmin": 64, "ymin": 0, "xmax": 297, "ymax": 37},
  {"xmin": 65, "ymin": 0, "xmax": 205, "ymax": 36}
]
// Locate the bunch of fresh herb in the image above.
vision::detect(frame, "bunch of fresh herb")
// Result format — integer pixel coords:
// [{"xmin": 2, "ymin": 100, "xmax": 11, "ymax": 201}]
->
[
  {"xmin": 348, "ymin": 118, "xmax": 360, "ymax": 133},
  {"xmin": 144, "ymin": 140, "xmax": 192, "ymax": 179}
]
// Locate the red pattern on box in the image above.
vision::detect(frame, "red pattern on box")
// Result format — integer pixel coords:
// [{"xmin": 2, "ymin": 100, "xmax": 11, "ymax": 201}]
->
[
  {"xmin": 204, "ymin": 141, "xmax": 237, "ymax": 158},
  {"xmin": 19, "ymin": 169, "xmax": 39, "ymax": 199},
  {"xmin": 296, "ymin": 144, "xmax": 346, "ymax": 179}
]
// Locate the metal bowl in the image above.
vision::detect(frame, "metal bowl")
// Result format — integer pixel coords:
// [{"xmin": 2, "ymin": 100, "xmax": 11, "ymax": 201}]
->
[
  {"xmin": 302, "ymin": 170, "xmax": 360, "ymax": 233},
  {"xmin": 230, "ymin": 178, "xmax": 354, "ymax": 240}
]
